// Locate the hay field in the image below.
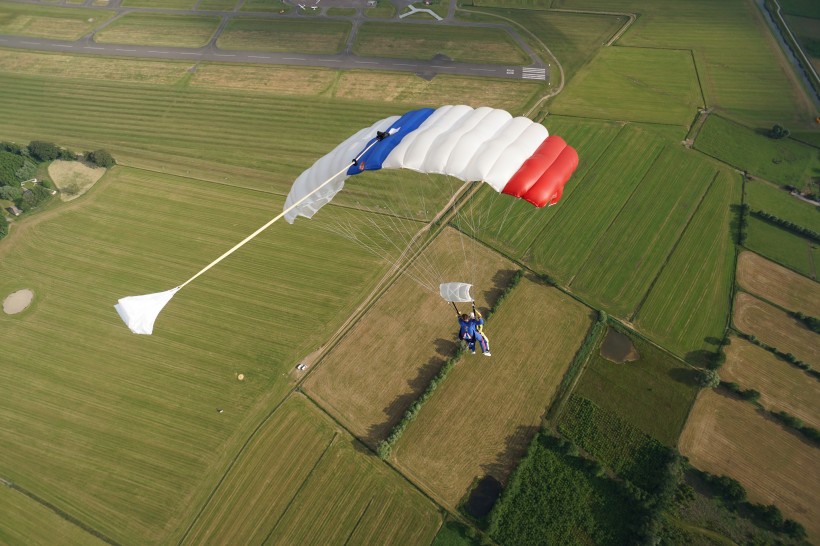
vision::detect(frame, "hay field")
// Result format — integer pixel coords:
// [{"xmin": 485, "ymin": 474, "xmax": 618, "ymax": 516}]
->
[
  {"xmin": 570, "ymin": 145, "xmax": 716, "ymax": 318},
  {"xmin": 723, "ymin": 338, "xmax": 820, "ymax": 429},
  {"xmin": 733, "ymin": 293, "xmax": 819, "ymax": 367},
  {"xmin": 745, "ymin": 216, "xmax": 817, "ymax": 279},
  {"xmin": 353, "ymin": 23, "xmax": 529, "ymax": 64},
  {"xmin": 0, "ymin": 166, "xmax": 402, "ymax": 545},
  {"xmin": 679, "ymin": 389, "xmax": 819, "ymax": 541},
  {"xmin": 182, "ymin": 394, "xmax": 440, "ymax": 545},
  {"xmin": 392, "ymin": 277, "xmax": 593, "ymax": 508},
  {"xmin": 636, "ymin": 169, "xmax": 739, "ymax": 357},
  {"xmin": 94, "ymin": 14, "xmax": 220, "ymax": 48},
  {"xmin": 0, "ymin": 3, "xmax": 114, "ymax": 39},
  {"xmin": 304, "ymin": 227, "xmax": 516, "ymax": 446},
  {"xmin": 737, "ymin": 251, "xmax": 820, "ymax": 317},
  {"xmin": 550, "ymin": 46, "xmax": 702, "ymax": 128},
  {"xmin": 217, "ymin": 19, "xmax": 351, "ymax": 54},
  {"xmin": 745, "ymin": 179, "xmax": 819, "ymax": 231},
  {"xmin": 122, "ymin": 0, "xmax": 198, "ymax": 8},
  {"xmin": 48, "ymin": 160, "xmax": 106, "ymax": 201}
]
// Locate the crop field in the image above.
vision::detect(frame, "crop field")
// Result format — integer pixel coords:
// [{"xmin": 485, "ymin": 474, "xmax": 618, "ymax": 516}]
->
[
  {"xmin": 182, "ymin": 394, "xmax": 441, "ymax": 545},
  {"xmin": 570, "ymin": 145, "xmax": 716, "ymax": 318},
  {"xmin": 635, "ymin": 169, "xmax": 740, "ymax": 357},
  {"xmin": 553, "ymin": 0, "xmax": 816, "ymax": 127},
  {"xmin": 456, "ymin": 8, "xmax": 626, "ymax": 83},
  {"xmin": 723, "ymin": 337, "xmax": 820, "ymax": 429},
  {"xmin": 695, "ymin": 115, "xmax": 819, "ymax": 189},
  {"xmin": 737, "ymin": 251, "xmax": 820, "ymax": 317},
  {"xmin": 93, "ymin": 14, "xmax": 220, "ymax": 48},
  {"xmin": 746, "ymin": 179, "xmax": 819, "ymax": 230},
  {"xmin": 558, "ymin": 395, "xmax": 668, "ymax": 491},
  {"xmin": 304, "ymin": 227, "xmax": 516, "ymax": 447},
  {"xmin": 199, "ymin": 0, "xmax": 238, "ymax": 10},
  {"xmin": 550, "ymin": 46, "xmax": 702, "ymax": 128},
  {"xmin": 679, "ymin": 389, "xmax": 819, "ymax": 541},
  {"xmin": 733, "ymin": 293, "xmax": 820, "ymax": 367},
  {"xmin": 572, "ymin": 330, "xmax": 699, "ymax": 446},
  {"xmin": 0, "ymin": 166, "xmax": 406, "ymax": 545},
  {"xmin": 121, "ymin": 0, "xmax": 198, "ymax": 8},
  {"xmin": 391, "ymin": 277, "xmax": 592, "ymax": 508},
  {"xmin": 746, "ymin": 216, "xmax": 816, "ymax": 278},
  {"xmin": 0, "ymin": 3, "xmax": 114, "ymax": 39},
  {"xmin": 0, "ymin": 486, "xmax": 105, "ymax": 546},
  {"xmin": 217, "ymin": 19, "xmax": 351, "ymax": 54},
  {"xmin": 353, "ymin": 23, "xmax": 529, "ymax": 65},
  {"xmin": 241, "ymin": 0, "xmax": 290, "ymax": 12},
  {"xmin": 462, "ymin": 116, "xmax": 624, "ymax": 260}
]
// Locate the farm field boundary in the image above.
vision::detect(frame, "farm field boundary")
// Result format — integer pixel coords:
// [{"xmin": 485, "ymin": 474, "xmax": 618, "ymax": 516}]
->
[{"xmin": 737, "ymin": 251, "xmax": 820, "ymax": 317}]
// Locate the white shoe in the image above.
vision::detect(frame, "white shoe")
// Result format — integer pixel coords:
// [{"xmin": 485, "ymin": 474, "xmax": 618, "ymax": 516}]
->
[
  {"xmin": 483, "ymin": 352, "xmax": 491, "ymax": 357},
  {"xmin": 471, "ymin": 350, "xmax": 476, "ymax": 355}
]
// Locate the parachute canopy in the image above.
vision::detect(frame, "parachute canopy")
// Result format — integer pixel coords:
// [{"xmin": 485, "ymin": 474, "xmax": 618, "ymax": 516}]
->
[
  {"xmin": 284, "ymin": 105, "xmax": 579, "ymax": 223},
  {"xmin": 439, "ymin": 282, "xmax": 473, "ymax": 303},
  {"xmin": 115, "ymin": 287, "xmax": 180, "ymax": 335}
]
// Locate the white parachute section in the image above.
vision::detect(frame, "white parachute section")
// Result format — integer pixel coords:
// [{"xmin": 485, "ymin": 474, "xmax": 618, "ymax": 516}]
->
[
  {"xmin": 439, "ymin": 282, "xmax": 473, "ymax": 303},
  {"xmin": 114, "ymin": 287, "xmax": 180, "ymax": 335}
]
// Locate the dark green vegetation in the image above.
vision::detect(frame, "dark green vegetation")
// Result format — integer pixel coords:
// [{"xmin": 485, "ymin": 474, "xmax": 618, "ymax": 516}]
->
[
  {"xmin": 571, "ymin": 329, "xmax": 700, "ymax": 446},
  {"xmin": 745, "ymin": 178, "xmax": 819, "ymax": 229},
  {"xmin": 0, "ymin": 140, "xmax": 62, "ymax": 216}
]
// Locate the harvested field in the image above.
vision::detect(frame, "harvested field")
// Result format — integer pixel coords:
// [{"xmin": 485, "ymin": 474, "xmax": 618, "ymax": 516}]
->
[
  {"xmin": 48, "ymin": 160, "xmax": 106, "ymax": 201},
  {"xmin": 737, "ymin": 251, "xmax": 820, "ymax": 317},
  {"xmin": 679, "ymin": 389, "xmax": 819, "ymax": 541},
  {"xmin": 392, "ymin": 277, "xmax": 593, "ymax": 508},
  {"xmin": 304, "ymin": 227, "xmax": 517, "ymax": 447},
  {"xmin": 217, "ymin": 19, "xmax": 350, "ymax": 54},
  {"xmin": 191, "ymin": 64, "xmax": 336, "ymax": 95},
  {"xmin": 0, "ymin": 3, "xmax": 114, "ymax": 39},
  {"xmin": 93, "ymin": 14, "xmax": 220, "ymax": 48},
  {"xmin": 723, "ymin": 337, "xmax": 820, "ymax": 429},
  {"xmin": 733, "ymin": 292, "xmax": 819, "ymax": 367}
]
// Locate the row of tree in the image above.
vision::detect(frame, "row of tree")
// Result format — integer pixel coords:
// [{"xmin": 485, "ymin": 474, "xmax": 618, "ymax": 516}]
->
[{"xmin": 751, "ymin": 209, "xmax": 820, "ymax": 243}]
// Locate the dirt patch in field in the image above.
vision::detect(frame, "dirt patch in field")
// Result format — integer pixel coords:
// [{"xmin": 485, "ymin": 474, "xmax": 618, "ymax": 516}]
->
[
  {"xmin": 48, "ymin": 160, "xmax": 106, "ymax": 201},
  {"xmin": 679, "ymin": 389, "xmax": 819, "ymax": 542},
  {"xmin": 599, "ymin": 327, "xmax": 639, "ymax": 363},
  {"xmin": 723, "ymin": 337, "xmax": 820, "ymax": 429},
  {"xmin": 3, "ymin": 289, "xmax": 33, "ymax": 314},
  {"xmin": 391, "ymin": 277, "xmax": 593, "ymax": 509},
  {"xmin": 733, "ymin": 292, "xmax": 819, "ymax": 367},
  {"xmin": 303, "ymin": 227, "xmax": 516, "ymax": 448},
  {"xmin": 737, "ymin": 251, "xmax": 820, "ymax": 317}
]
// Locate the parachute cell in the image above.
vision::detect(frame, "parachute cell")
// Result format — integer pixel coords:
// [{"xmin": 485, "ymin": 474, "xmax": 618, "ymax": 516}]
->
[
  {"xmin": 284, "ymin": 105, "xmax": 579, "ymax": 223},
  {"xmin": 439, "ymin": 282, "xmax": 473, "ymax": 303}
]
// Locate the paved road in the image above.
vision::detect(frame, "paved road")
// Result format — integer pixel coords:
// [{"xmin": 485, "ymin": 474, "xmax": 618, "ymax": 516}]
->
[{"xmin": 0, "ymin": 0, "xmax": 549, "ymax": 82}]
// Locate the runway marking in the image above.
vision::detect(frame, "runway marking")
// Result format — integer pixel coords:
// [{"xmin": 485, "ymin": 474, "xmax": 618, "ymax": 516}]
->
[
  {"xmin": 521, "ymin": 67, "xmax": 547, "ymax": 80},
  {"xmin": 180, "ymin": 52, "xmax": 201, "ymax": 56},
  {"xmin": 214, "ymin": 54, "xmax": 236, "ymax": 57},
  {"xmin": 392, "ymin": 63, "xmax": 416, "ymax": 66},
  {"xmin": 21, "ymin": 41, "xmax": 41, "ymax": 45},
  {"xmin": 355, "ymin": 61, "xmax": 377, "ymax": 64},
  {"xmin": 431, "ymin": 65, "xmax": 452, "ymax": 69},
  {"xmin": 147, "ymin": 50, "xmax": 169, "ymax": 54},
  {"xmin": 54, "ymin": 44, "xmax": 74, "ymax": 48},
  {"xmin": 116, "ymin": 48, "xmax": 137, "ymax": 52},
  {"xmin": 248, "ymin": 55, "xmax": 270, "ymax": 59},
  {"xmin": 84, "ymin": 46, "xmax": 105, "ymax": 50},
  {"xmin": 470, "ymin": 68, "xmax": 495, "ymax": 72},
  {"xmin": 320, "ymin": 59, "xmax": 341, "ymax": 62},
  {"xmin": 283, "ymin": 57, "xmax": 305, "ymax": 60}
]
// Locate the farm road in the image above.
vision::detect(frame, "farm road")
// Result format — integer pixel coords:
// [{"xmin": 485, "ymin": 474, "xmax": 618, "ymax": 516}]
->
[{"xmin": 0, "ymin": 0, "xmax": 550, "ymax": 82}]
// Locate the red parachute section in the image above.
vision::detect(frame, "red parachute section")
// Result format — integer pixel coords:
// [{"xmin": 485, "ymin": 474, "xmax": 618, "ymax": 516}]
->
[{"xmin": 501, "ymin": 136, "xmax": 579, "ymax": 207}]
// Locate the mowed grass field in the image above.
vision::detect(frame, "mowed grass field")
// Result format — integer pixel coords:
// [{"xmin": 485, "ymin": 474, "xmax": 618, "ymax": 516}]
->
[
  {"xmin": 0, "ymin": 3, "xmax": 114, "ymax": 39},
  {"xmin": 304, "ymin": 227, "xmax": 517, "ymax": 446},
  {"xmin": 550, "ymin": 46, "xmax": 703, "ymax": 128},
  {"xmin": 0, "ymin": 166, "xmax": 406, "ymax": 545},
  {"xmin": 737, "ymin": 251, "xmax": 820, "ymax": 317},
  {"xmin": 122, "ymin": 0, "xmax": 198, "ymax": 8},
  {"xmin": 93, "ymin": 14, "xmax": 221, "ymax": 48},
  {"xmin": 392, "ymin": 276, "xmax": 593, "ymax": 508},
  {"xmin": 182, "ymin": 394, "xmax": 440, "ymax": 546},
  {"xmin": 745, "ymin": 216, "xmax": 817, "ymax": 278},
  {"xmin": 635, "ymin": 169, "xmax": 739, "ymax": 357},
  {"xmin": 733, "ymin": 293, "xmax": 820, "ymax": 367},
  {"xmin": 0, "ymin": 486, "xmax": 106, "ymax": 545},
  {"xmin": 695, "ymin": 115, "xmax": 820, "ymax": 189},
  {"xmin": 569, "ymin": 145, "xmax": 716, "ymax": 318},
  {"xmin": 217, "ymin": 19, "xmax": 351, "ymax": 54},
  {"xmin": 573, "ymin": 330, "xmax": 700, "ymax": 446},
  {"xmin": 353, "ymin": 23, "xmax": 530, "ymax": 65},
  {"xmin": 745, "ymin": 179, "xmax": 820, "ymax": 231},
  {"xmin": 723, "ymin": 337, "xmax": 820, "ymax": 429},
  {"xmin": 679, "ymin": 389, "xmax": 819, "ymax": 541},
  {"xmin": 553, "ymin": 0, "xmax": 816, "ymax": 127}
]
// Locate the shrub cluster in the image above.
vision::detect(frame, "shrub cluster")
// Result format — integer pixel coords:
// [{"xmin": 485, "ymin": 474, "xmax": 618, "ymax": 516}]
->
[
  {"xmin": 770, "ymin": 410, "xmax": 820, "ymax": 446},
  {"xmin": 751, "ymin": 210, "xmax": 820, "ymax": 243},
  {"xmin": 736, "ymin": 203, "xmax": 749, "ymax": 246},
  {"xmin": 376, "ymin": 269, "xmax": 525, "ymax": 459},
  {"xmin": 720, "ymin": 381, "xmax": 761, "ymax": 403},
  {"xmin": 788, "ymin": 311, "xmax": 820, "ymax": 334}
]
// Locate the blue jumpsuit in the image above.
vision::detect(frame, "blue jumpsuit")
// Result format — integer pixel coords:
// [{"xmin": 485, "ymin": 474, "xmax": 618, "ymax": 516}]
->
[{"xmin": 471, "ymin": 317, "xmax": 490, "ymax": 353}]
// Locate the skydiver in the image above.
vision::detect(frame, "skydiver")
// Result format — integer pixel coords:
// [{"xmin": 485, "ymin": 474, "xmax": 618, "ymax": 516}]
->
[
  {"xmin": 470, "ymin": 307, "xmax": 491, "ymax": 357},
  {"xmin": 457, "ymin": 312, "xmax": 477, "ymax": 354}
]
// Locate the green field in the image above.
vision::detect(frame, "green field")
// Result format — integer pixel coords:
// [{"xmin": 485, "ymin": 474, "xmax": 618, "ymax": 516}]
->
[
  {"xmin": 525, "ymin": 123, "xmax": 666, "ymax": 285},
  {"xmin": 0, "ymin": 166, "xmax": 406, "ymax": 545},
  {"xmin": 183, "ymin": 394, "xmax": 440, "ymax": 545},
  {"xmin": 121, "ymin": 0, "xmax": 198, "ymax": 8},
  {"xmin": 0, "ymin": 3, "xmax": 114, "ymax": 39},
  {"xmin": 198, "ymin": 0, "xmax": 238, "ymax": 10},
  {"xmin": 570, "ymin": 145, "xmax": 716, "ymax": 318},
  {"xmin": 240, "ymin": 0, "xmax": 290, "ymax": 12},
  {"xmin": 353, "ymin": 23, "xmax": 529, "ymax": 64},
  {"xmin": 572, "ymin": 330, "xmax": 700, "ymax": 446},
  {"xmin": 550, "ymin": 46, "xmax": 703, "ymax": 128},
  {"xmin": 364, "ymin": 1, "xmax": 397, "ymax": 19},
  {"xmin": 779, "ymin": 0, "xmax": 820, "ymax": 18},
  {"xmin": 746, "ymin": 215, "xmax": 817, "ymax": 277},
  {"xmin": 327, "ymin": 7, "xmax": 357, "ymax": 16},
  {"xmin": 746, "ymin": 179, "xmax": 820, "ymax": 230},
  {"xmin": 217, "ymin": 18, "xmax": 351, "ymax": 54},
  {"xmin": 636, "ymin": 169, "xmax": 740, "ymax": 357},
  {"xmin": 695, "ymin": 114, "xmax": 820, "ymax": 189},
  {"xmin": 94, "ymin": 13, "xmax": 220, "ymax": 47}
]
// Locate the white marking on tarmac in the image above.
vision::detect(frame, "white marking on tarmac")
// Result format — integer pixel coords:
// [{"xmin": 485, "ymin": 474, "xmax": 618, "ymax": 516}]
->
[
  {"xmin": 147, "ymin": 50, "xmax": 169, "ymax": 54},
  {"xmin": 180, "ymin": 52, "xmax": 201, "ymax": 55},
  {"xmin": 355, "ymin": 61, "xmax": 377, "ymax": 64},
  {"xmin": 393, "ymin": 63, "xmax": 416, "ymax": 66},
  {"xmin": 116, "ymin": 48, "xmax": 137, "ymax": 52},
  {"xmin": 431, "ymin": 65, "xmax": 451, "ymax": 69},
  {"xmin": 283, "ymin": 57, "xmax": 305, "ymax": 60},
  {"xmin": 470, "ymin": 68, "xmax": 495, "ymax": 72},
  {"xmin": 55, "ymin": 44, "xmax": 74, "ymax": 48},
  {"xmin": 84, "ymin": 46, "xmax": 105, "ymax": 50},
  {"xmin": 320, "ymin": 59, "xmax": 341, "ymax": 62},
  {"xmin": 214, "ymin": 54, "xmax": 236, "ymax": 57},
  {"xmin": 249, "ymin": 55, "xmax": 270, "ymax": 59},
  {"xmin": 21, "ymin": 41, "xmax": 41, "ymax": 45}
]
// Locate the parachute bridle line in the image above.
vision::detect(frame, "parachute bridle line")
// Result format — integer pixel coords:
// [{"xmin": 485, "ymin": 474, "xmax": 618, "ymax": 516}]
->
[{"xmin": 176, "ymin": 139, "xmax": 384, "ymax": 292}]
